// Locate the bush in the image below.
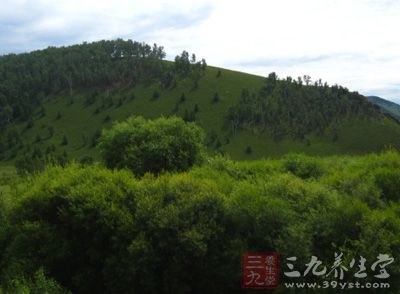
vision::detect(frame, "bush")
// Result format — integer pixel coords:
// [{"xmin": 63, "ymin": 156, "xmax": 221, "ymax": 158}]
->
[
  {"xmin": 61, "ymin": 135, "xmax": 68, "ymax": 146},
  {"xmin": 2, "ymin": 152, "xmax": 400, "ymax": 293},
  {"xmin": 98, "ymin": 116, "xmax": 205, "ymax": 176},
  {"xmin": 79, "ymin": 155, "xmax": 94, "ymax": 165},
  {"xmin": 1, "ymin": 268, "xmax": 69, "ymax": 294},
  {"xmin": 282, "ymin": 153, "xmax": 324, "ymax": 179},
  {"xmin": 212, "ymin": 92, "xmax": 220, "ymax": 103},
  {"xmin": 374, "ymin": 167, "xmax": 400, "ymax": 202},
  {"xmin": 152, "ymin": 90, "xmax": 160, "ymax": 100},
  {"xmin": 2, "ymin": 165, "xmax": 136, "ymax": 293},
  {"xmin": 2, "ymin": 165, "xmax": 230, "ymax": 293}
]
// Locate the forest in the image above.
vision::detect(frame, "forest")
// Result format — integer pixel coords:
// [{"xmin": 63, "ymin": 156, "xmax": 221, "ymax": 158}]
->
[
  {"xmin": 227, "ymin": 73, "xmax": 381, "ymax": 140},
  {"xmin": 0, "ymin": 39, "xmax": 205, "ymax": 128}
]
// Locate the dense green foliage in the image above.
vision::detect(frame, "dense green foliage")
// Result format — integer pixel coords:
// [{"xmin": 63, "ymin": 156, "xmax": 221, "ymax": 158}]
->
[
  {"xmin": 1, "ymin": 151, "xmax": 400, "ymax": 293},
  {"xmin": 0, "ymin": 39, "xmax": 162, "ymax": 127},
  {"xmin": 0, "ymin": 39, "xmax": 207, "ymax": 129},
  {"xmin": 1, "ymin": 39, "xmax": 400, "ymax": 294},
  {"xmin": 0, "ymin": 268, "xmax": 69, "ymax": 294},
  {"xmin": 98, "ymin": 116, "xmax": 205, "ymax": 176},
  {"xmin": 228, "ymin": 73, "xmax": 381, "ymax": 140}
]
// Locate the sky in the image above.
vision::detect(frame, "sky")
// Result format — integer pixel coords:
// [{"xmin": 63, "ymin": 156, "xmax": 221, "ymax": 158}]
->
[{"xmin": 1, "ymin": 0, "xmax": 400, "ymax": 103}]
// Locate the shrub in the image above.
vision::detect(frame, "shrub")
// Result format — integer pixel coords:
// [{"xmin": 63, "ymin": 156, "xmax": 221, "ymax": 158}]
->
[
  {"xmin": 179, "ymin": 93, "xmax": 186, "ymax": 103},
  {"xmin": 2, "ymin": 165, "xmax": 230, "ymax": 293},
  {"xmin": 2, "ymin": 152, "xmax": 400, "ymax": 293},
  {"xmin": 98, "ymin": 116, "xmax": 205, "ymax": 176},
  {"xmin": 85, "ymin": 91, "xmax": 98, "ymax": 106},
  {"xmin": 79, "ymin": 156, "xmax": 94, "ymax": 165},
  {"xmin": 1, "ymin": 268, "xmax": 69, "ymax": 294},
  {"xmin": 152, "ymin": 90, "xmax": 160, "ymax": 100},
  {"xmin": 374, "ymin": 167, "xmax": 400, "ymax": 202},
  {"xmin": 282, "ymin": 153, "xmax": 324, "ymax": 179},
  {"xmin": 61, "ymin": 135, "xmax": 68, "ymax": 146},
  {"xmin": 212, "ymin": 92, "xmax": 220, "ymax": 103},
  {"xmin": 103, "ymin": 115, "xmax": 111, "ymax": 122},
  {"xmin": 2, "ymin": 165, "xmax": 136, "ymax": 293}
]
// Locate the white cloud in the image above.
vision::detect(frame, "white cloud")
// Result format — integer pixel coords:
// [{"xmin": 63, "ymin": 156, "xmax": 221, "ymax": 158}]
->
[{"xmin": 0, "ymin": 0, "xmax": 399, "ymax": 102}]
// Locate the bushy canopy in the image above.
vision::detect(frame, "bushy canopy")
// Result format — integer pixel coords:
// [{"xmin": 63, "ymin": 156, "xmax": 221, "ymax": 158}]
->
[
  {"xmin": 98, "ymin": 116, "xmax": 206, "ymax": 176},
  {"xmin": 1, "ymin": 151, "xmax": 400, "ymax": 293}
]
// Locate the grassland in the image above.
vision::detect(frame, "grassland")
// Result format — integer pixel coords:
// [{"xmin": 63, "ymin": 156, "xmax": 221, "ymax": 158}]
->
[{"xmin": 2, "ymin": 66, "xmax": 400, "ymax": 167}]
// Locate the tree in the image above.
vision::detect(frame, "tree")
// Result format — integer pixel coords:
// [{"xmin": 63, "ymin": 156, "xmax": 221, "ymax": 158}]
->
[
  {"xmin": 303, "ymin": 75, "xmax": 312, "ymax": 86},
  {"xmin": 183, "ymin": 109, "xmax": 196, "ymax": 122},
  {"xmin": 201, "ymin": 58, "xmax": 207, "ymax": 70},
  {"xmin": 91, "ymin": 129, "xmax": 101, "ymax": 147},
  {"xmin": 104, "ymin": 115, "xmax": 111, "ymax": 122},
  {"xmin": 180, "ymin": 93, "xmax": 186, "ymax": 103},
  {"xmin": 245, "ymin": 146, "xmax": 252, "ymax": 154},
  {"xmin": 85, "ymin": 91, "xmax": 98, "ymax": 106},
  {"xmin": 6, "ymin": 130, "xmax": 21, "ymax": 148},
  {"xmin": 61, "ymin": 135, "xmax": 68, "ymax": 145},
  {"xmin": 212, "ymin": 92, "xmax": 220, "ymax": 103},
  {"xmin": 48, "ymin": 126, "xmax": 54, "ymax": 138},
  {"xmin": 0, "ymin": 106, "xmax": 13, "ymax": 127},
  {"xmin": 227, "ymin": 72, "xmax": 379, "ymax": 141},
  {"xmin": 98, "ymin": 116, "xmax": 205, "ymax": 176},
  {"xmin": 0, "ymin": 39, "xmax": 168, "ymax": 128},
  {"xmin": 39, "ymin": 106, "xmax": 46, "ymax": 117},
  {"xmin": 152, "ymin": 90, "xmax": 160, "ymax": 100},
  {"xmin": 174, "ymin": 51, "xmax": 191, "ymax": 76},
  {"xmin": 35, "ymin": 133, "xmax": 42, "ymax": 143},
  {"xmin": 25, "ymin": 119, "xmax": 34, "ymax": 130},
  {"xmin": 0, "ymin": 138, "xmax": 5, "ymax": 156}
]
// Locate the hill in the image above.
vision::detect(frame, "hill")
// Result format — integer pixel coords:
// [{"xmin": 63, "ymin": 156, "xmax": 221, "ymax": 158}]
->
[
  {"xmin": 1, "ymin": 39, "xmax": 400, "ymax": 170},
  {"xmin": 367, "ymin": 95, "xmax": 400, "ymax": 121}
]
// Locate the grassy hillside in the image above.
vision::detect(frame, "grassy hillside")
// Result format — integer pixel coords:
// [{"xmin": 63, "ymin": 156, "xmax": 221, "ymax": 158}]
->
[
  {"xmin": 1, "ymin": 40, "xmax": 400, "ymax": 170},
  {"xmin": 2, "ymin": 66, "xmax": 400, "ymax": 166},
  {"xmin": 367, "ymin": 95, "xmax": 400, "ymax": 121},
  {"xmin": 1, "ymin": 40, "xmax": 400, "ymax": 293}
]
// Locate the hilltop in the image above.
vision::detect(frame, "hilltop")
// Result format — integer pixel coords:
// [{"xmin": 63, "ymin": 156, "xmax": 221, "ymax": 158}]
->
[{"xmin": 1, "ymin": 39, "xmax": 400, "ymax": 170}]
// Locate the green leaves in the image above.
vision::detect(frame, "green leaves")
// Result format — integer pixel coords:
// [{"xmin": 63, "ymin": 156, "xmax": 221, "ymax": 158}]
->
[
  {"xmin": 98, "ymin": 116, "xmax": 206, "ymax": 176},
  {"xmin": 282, "ymin": 153, "xmax": 325, "ymax": 179},
  {"xmin": 0, "ymin": 39, "xmax": 168, "ymax": 128},
  {"xmin": 1, "ymin": 151, "xmax": 400, "ymax": 293},
  {"xmin": 374, "ymin": 167, "xmax": 400, "ymax": 202}
]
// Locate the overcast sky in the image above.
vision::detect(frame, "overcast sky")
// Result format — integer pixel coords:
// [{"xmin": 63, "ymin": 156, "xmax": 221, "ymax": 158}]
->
[{"xmin": 1, "ymin": 0, "xmax": 400, "ymax": 102}]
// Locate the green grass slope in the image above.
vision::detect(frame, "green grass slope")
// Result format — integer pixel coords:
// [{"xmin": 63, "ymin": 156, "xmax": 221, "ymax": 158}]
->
[{"xmin": 2, "ymin": 66, "xmax": 400, "ymax": 168}]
